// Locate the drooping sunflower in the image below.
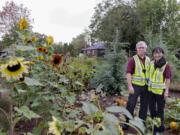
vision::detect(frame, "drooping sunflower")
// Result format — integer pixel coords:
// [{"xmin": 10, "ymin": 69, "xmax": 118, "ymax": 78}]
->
[
  {"xmin": 19, "ymin": 18, "xmax": 28, "ymax": 30},
  {"xmin": 36, "ymin": 47, "xmax": 48, "ymax": 54},
  {"xmin": 46, "ymin": 36, "xmax": 54, "ymax": 45},
  {"xmin": 49, "ymin": 116, "xmax": 62, "ymax": 135},
  {"xmin": 0, "ymin": 58, "xmax": 29, "ymax": 80},
  {"xmin": 51, "ymin": 53, "xmax": 63, "ymax": 67}
]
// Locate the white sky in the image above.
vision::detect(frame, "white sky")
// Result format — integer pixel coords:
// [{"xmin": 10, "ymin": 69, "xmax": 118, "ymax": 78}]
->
[{"xmin": 0, "ymin": 0, "xmax": 102, "ymax": 43}]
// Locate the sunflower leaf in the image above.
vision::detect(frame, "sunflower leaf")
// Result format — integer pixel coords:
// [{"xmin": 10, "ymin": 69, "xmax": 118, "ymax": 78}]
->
[
  {"xmin": 106, "ymin": 106, "xmax": 133, "ymax": 119},
  {"xmin": 82, "ymin": 102, "xmax": 99, "ymax": 115},
  {"xmin": 14, "ymin": 106, "xmax": 40, "ymax": 120},
  {"xmin": 24, "ymin": 77, "xmax": 43, "ymax": 86},
  {"xmin": 16, "ymin": 45, "xmax": 34, "ymax": 51}
]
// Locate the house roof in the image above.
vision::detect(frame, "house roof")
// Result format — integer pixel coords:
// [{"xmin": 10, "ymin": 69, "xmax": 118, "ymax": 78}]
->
[{"xmin": 82, "ymin": 42, "xmax": 106, "ymax": 51}]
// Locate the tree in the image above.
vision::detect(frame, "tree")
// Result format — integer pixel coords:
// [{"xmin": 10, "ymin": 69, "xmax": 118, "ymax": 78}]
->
[
  {"xmin": 163, "ymin": 0, "xmax": 180, "ymax": 50},
  {"xmin": 0, "ymin": 1, "xmax": 32, "ymax": 34},
  {"xmin": 89, "ymin": 0, "xmax": 143, "ymax": 50},
  {"xmin": 70, "ymin": 33, "xmax": 88, "ymax": 56},
  {"xmin": 91, "ymin": 29, "xmax": 127, "ymax": 94},
  {"xmin": 89, "ymin": 0, "xmax": 179, "ymax": 51},
  {"xmin": 135, "ymin": 0, "xmax": 167, "ymax": 34}
]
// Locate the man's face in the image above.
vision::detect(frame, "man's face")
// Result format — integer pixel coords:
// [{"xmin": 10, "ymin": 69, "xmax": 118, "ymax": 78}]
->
[{"xmin": 136, "ymin": 44, "xmax": 147, "ymax": 56}]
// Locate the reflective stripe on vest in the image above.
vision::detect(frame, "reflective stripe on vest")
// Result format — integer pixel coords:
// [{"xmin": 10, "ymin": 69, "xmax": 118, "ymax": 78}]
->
[
  {"xmin": 148, "ymin": 61, "xmax": 167, "ymax": 95},
  {"xmin": 132, "ymin": 55, "xmax": 150, "ymax": 86}
]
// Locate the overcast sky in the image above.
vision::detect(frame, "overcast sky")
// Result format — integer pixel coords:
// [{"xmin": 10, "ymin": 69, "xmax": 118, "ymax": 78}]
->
[{"xmin": 0, "ymin": 0, "xmax": 102, "ymax": 43}]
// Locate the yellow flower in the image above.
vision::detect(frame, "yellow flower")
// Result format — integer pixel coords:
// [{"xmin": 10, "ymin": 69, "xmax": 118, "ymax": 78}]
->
[
  {"xmin": 49, "ymin": 116, "xmax": 62, "ymax": 135},
  {"xmin": 0, "ymin": 58, "xmax": 29, "ymax": 80},
  {"xmin": 31, "ymin": 36, "xmax": 38, "ymax": 43},
  {"xmin": 36, "ymin": 56, "xmax": 44, "ymax": 60},
  {"xmin": 46, "ymin": 36, "xmax": 54, "ymax": 45},
  {"xmin": 19, "ymin": 18, "xmax": 28, "ymax": 30},
  {"xmin": 119, "ymin": 126, "xmax": 124, "ymax": 135}
]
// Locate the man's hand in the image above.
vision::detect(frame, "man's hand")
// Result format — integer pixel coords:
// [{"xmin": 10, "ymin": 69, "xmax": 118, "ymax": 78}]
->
[
  {"xmin": 128, "ymin": 85, "xmax": 134, "ymax": 94},
  {"xmin": 164, "ymin": 89, "xmax": 169, "ymax": 98}
]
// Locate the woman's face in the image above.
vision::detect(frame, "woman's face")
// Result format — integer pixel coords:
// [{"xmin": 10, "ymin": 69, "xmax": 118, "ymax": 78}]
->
[{"xmin": 153, "ymin": 52, "xmax": 163, "ymax": 61}]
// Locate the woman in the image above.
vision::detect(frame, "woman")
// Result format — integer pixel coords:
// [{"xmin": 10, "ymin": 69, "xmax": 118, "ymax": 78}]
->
[{"xmin": 148, "ymin": 47, "xmax": 172, "ymax": 134}]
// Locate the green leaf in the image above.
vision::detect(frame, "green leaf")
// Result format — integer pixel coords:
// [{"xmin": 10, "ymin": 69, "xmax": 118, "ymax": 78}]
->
[
  {"xmin": 82, "ymin": 102, "xmax": 99, "ymax": 115},
  {"xmin": 75, "ymin": 81, "xmax": 84, "ymax": 86},
  {"xmin": 24, "ymin": 77, "xmax": 43, "ymax": 86},
  {"xmin": 94, "ymin": 130, "xmax": 111, "ymax": 135},
  {"xmin": 103, "ymin": 113, "xmax": 119, "ymax": 124},
  {"xmin": 59, "ymin": 76, "xmax": 69, "ymax": 84},
  {"xmin": 27, "ymin": 133, "xmax": 33, "ymax": 135},
  {"xmin": 0, "ymin": 133, "xmax": 7, "ymax": 135},
  {"xmin": 16, "ymin": 89, "xmax": 27, "ymax": 93},
  {"xmin": 103, "ymin": 122, "xmax": 120, "ymax": 135},
  {"xmin": 63, "ymin": 120, "xmax": 76, "ymax": 132},
  {"xmin": 66, "ymin": 94, "xmax": 76, "ymax": 104},
  {"xmin": 129, "ymin": 117, "xmax": 145, "ymax": 134},
  {"xmin": 14, "ymin": 106, "xmax": 40, "ymax": 120},
  {"xmin": 16, "ymin": 45, "xmax": 34, "ymax": 51},
  {"xmin": 106, "ymin": 106, "xmax": 133, "ymax": 119}
]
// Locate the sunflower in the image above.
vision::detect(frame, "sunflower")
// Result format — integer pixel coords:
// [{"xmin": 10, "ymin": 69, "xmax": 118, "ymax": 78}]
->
[
  {"xmin": 46, "ymin": 36, "xmax": 54, "ymax": 45},
  {"xmin": 19, "ymin": 18, "xmax": 28, "ymax": 30},
  {"xmin": 31, "ymin": 36, "xmax": 38, "ymax": 43},
  {"xmin": 51, "ymin": 53, "xmax": 63, "ymax": 67},
  {"xmin": 119, "ymin": 126, "xmax": 124, "ymax": 135},
  {"xmin": 36, "ymin": 56, "xmax": 44, "ymax": 60},
  {"xmin": 36, "ymin": 47, "xmax": 48, "ymax": 54},
  {"xmin": 24, "ymin": 37, "xmax": 32, "ymax": 44},
  {"xmin": 49, "ymin": 116, "xmax": 62, "ymax": 135},
  {"xmin": 0, "ymin": 58, "xmax": 29, "ymax": 80}
]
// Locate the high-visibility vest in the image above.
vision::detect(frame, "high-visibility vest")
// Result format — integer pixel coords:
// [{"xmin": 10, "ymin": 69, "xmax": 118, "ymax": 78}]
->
[
  {"xmin": 148, "ymin": 61, "xmax": 167, "ymax": 95},
  {"xmin": 132, "ymin": 55, "xmax": 150, "ymax": 86}
]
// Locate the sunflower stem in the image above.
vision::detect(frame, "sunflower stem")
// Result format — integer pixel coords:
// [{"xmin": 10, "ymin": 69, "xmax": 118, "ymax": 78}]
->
[
  {"xmin": 12, "ymin": 44, "xmax": 16, "ymax": 58},
  {"xmin": 0, "ymin": 107, "xmax": 11, "ymax": 126},
  {"xmin": 9, "ymin": 103, "xmax": 14, "ymax": 135},
  {"xmin": 119, "ymin": 121, "xmax": 143, "ymax": 135}
]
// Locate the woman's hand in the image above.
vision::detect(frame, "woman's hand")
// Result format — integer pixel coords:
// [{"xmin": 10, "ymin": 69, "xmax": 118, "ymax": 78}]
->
[{"xmin": 128, "ymin": 85, "xmax": 134, "ymax": 94}]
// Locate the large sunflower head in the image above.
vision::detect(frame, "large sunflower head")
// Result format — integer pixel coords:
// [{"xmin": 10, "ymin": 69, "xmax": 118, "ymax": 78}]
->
[
  {"xmin": 19, "ymin": 18, "xmax": 28, "ymax": 30},
  {"xmin": 46, "ymin": 36, "xmax": 54, "ymax": 45},
  {"xmin": 49, "ymin": 116, "xmax": 62, "ymax": 135},
  {"xmin": 51, "ymin": 53, "xmax": 63, "ymax": 67},
  {"xmin": 0, "ymin": 58, "xmax": 29, "ymax": 81}
]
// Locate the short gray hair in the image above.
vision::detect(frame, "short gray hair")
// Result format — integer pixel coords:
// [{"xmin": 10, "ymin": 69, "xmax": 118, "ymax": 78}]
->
[{"xmin": 136, "ymin": 41, "xmax": 147, "ymax": 48}]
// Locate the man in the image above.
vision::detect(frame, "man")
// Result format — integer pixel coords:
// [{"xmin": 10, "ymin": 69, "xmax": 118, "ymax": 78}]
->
[{"xmin": 123, "ymin": 41, "xmax": 150, "ymax": 129}]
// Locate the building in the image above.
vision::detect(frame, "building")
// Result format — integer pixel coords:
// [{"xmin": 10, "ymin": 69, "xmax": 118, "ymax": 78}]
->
[{"xmin": 81, "ymin": 42, "xmax": 106, "ymax": 57}]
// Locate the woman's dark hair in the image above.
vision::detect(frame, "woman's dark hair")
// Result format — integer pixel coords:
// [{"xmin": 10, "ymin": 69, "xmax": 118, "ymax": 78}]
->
[
  {"xmin": 152, "ymin": 47, "xmax": 165, "ymax": 55},
  {"xmin": 152, "ymin": 47, "xmax": 166, "ymax": 68}
]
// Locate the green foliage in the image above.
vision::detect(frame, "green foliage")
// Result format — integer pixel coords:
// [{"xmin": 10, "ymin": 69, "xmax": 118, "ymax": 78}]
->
[
  {"xmin": 91, "ymin": 42, "xmax": 127, "ymax": 94},
  {"xmin": 0, "ymin": 16, "xmax": 96, "ymax": 134},
  {"xmin": 59, "ymin": 57, "xmax": 96, "ymax": 93},
  {"xmin": 165, "ymin": 98, "xmax": 180, "ymax": 122},
  {"xmin": 91, "ymin": 30, "xmax": 128, "ymax": 95},
  {"xmin": 145, "ymin": 117, "xmax": 161, "ymax": 134},
  {"xmin": 90, "ymin": 0, "xmax": 180, "ymax": 50},
  {"xmin": 90, "ymin": 1, "xmax": 142, "ymax": 44}
]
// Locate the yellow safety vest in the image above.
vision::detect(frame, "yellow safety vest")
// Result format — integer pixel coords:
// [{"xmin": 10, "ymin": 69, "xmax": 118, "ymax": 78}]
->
[
  {"xmin": 148, "ymin": 61, "xmax": 167, "ymax": 95},
  {"xmin": 132, "ymin": 55, "xmax": 150, "ymax": 86}
]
